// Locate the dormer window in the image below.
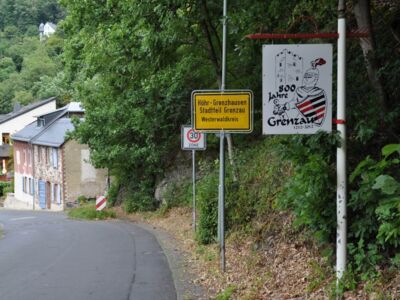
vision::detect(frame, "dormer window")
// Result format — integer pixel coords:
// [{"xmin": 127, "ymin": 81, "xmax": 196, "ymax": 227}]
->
[{"xmin": 37, "ymin": 117, "xmax": 45, "ymax": 127}]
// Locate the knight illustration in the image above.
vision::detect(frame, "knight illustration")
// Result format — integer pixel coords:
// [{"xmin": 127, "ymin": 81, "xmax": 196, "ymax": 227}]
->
[{"xmin": 285, "ymin": 58, "xmax": 328, "ymax": 125}]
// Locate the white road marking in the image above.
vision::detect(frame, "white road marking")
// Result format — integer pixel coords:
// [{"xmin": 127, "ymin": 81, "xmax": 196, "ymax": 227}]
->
[{"xmin": 10, "ymin": 217, "xmax": 36, "ymax": 221}]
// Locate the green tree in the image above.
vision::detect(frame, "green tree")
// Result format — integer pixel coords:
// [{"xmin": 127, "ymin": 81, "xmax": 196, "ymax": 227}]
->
[{"xmin": 0, "ymin": 57, "xmax": 15, "ymax": 81}]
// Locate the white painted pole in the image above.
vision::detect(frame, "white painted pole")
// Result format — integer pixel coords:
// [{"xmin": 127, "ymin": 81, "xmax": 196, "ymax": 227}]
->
[
  {"xmin": 337, "ymin": 0, "xmax": 347, "ymax": 284},
  {"xmin": 192, "ymin": 150, "xmax": 196, "ymax": 232}
]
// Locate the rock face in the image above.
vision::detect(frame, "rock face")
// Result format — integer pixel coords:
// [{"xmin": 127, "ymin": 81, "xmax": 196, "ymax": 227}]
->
[{"xmin": 154, "ymin": 151, "xmax": 192, "ymax": 205}]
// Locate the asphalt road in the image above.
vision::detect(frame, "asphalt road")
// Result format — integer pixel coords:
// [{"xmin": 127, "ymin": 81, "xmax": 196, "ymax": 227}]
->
[{"xmin": 0, "ymin": 210, "xmax": 176, "ymax": 300}]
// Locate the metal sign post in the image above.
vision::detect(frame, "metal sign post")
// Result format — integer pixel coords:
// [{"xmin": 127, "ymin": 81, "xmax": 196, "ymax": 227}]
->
[
  {"xmin": 218, "ymin": 131, "xmax": 225, "ymax": 271},
  {"xmin": 181, "ymin": 125, "xmax": 206, "ymax": 232},
  {"xmin": 219, "ymin": 0, "xmax": 228, "ymax": 272},
  {"xmin": 191, "ymin": 0, "xmax": 253, "ymax": 273},
  {"xmin": 192, "ymin": 149, "xmax": 196, "ymax": 232}
]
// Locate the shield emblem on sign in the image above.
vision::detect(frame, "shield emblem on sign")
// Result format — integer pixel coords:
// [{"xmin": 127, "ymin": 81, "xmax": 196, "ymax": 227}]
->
[{"xmin": 295, "ymin": 89, "xmax": 327, "ymax": 125}]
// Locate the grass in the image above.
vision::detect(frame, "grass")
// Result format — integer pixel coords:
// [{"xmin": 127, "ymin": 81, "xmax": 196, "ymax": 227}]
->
[
  {"xmin": 215, "ymin": 285, "xmax": 235, "ymax": 300},
  {"xmin": 68, "ymin": 203, "xmax": 116, "ymax": 220}
]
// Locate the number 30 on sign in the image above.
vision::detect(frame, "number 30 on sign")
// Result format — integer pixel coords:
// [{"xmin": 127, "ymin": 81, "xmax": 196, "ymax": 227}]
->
[{"xmin": 181, "ymin": 125, "xmax": 206, "ymax": 150}]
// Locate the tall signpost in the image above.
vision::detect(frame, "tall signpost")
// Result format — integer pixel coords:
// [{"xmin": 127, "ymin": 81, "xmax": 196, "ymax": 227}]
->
[
  {"xmin": 220, "ymin": 0, "xmax": 227, "ymax": 271},
  {"xmin": 191, "ymin": 0, "xmax": 253, "ymax": 273},
  {"xmin": 220, "ymin": 0, "xmax": 228, "ymax": 272},
  {"xmin": 181, "ymin": 126, "xmax": 206, "ymax": 232},
  {"xmin": 192, "ymin": 90, "xmax": 253, "ymax": 272},
  {"xmin": 336, "ymin": 0, "xmax": 347, "ymax": 285}
]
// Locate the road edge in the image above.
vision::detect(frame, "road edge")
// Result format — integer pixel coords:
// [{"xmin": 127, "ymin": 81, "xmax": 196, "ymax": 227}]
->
[{"xmin": 132, "ymin": 222, "xmax": 205, "ymax": 300}]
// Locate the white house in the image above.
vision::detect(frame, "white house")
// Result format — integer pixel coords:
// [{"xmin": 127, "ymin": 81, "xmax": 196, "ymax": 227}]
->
[
  {"xmin": 0, "ymin": 98, "xmax": 57, "ymax": 146},
  {"xmin": 0, "ymin": 98, "xmax": 56, "ymax": 180},
  {"xmin": 39, "ymin": 22, "xmax": 57, "ymax": 40}
]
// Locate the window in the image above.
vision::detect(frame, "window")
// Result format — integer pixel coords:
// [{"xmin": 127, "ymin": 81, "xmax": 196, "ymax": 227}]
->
[
  {"xmin": 2, "ymin": 133, "xmax": 10, "ymax": 144},
  {"xmin": 29, "ymin": 150, "xmax": 32, "ymax": 166},
  {"xmin": 45, "ymin": 147, "xmax": 50, "ymax": 165},
  {"xmin": 16, "ymin": 151, "xmax": 20, "ymax": 165},
  {"xmin": 23, "ymin": 150, "xmax": 27, "ymax": 166},
  {"xmin": 52, "ymin": 148, "xmax": 58, "ymax": 168},
  {"xmin": 22, "ymin": 177, "xmax": 27, "ymax": 193},
  {"xmin": 38, "ymin": 118, "xmax": 45, "ymax": 127},
  {"xmin": 37, "ymin": 146, "xmax": 41, "ymax": 162}
]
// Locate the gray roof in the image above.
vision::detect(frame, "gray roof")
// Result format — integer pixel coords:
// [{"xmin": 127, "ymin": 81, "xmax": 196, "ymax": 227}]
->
[
  {"xmin": 35, "ymin": 102, "xmax": 84, "ymax": 119},
  {"xmin": 32, "ymin": 118, "xmax": 75, "ymax": 147},
  {"xmin": 0, "ymin": 144, "xmax": 11, "ymax": 158},
  {"xmin": 12, "ymin": 102, "xmax": 84, "ymax": 147},
  {"xmin": 0, "ymin": 97, "xmax": 56, "ymax": 125},
  {"xmin": 11, "ymin": 120, "xmax": 44, "ymax": 142},
  {"xmin": 12, "ymin": 118, "xmax": 75, "ymax": 147}
]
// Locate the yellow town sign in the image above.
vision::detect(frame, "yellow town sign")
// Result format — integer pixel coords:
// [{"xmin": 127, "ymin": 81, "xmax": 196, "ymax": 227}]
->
[{"xmin": 192, "ymin": 90, "xmax": 253, "ymax": 133}]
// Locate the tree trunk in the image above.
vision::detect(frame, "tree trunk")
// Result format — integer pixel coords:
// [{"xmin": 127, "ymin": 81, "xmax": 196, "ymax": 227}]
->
[
  {"xmin": 226, "ymin": 134, "xmax": 238, "ymax": 181},
  {"xmin": 353, "ymin": 0, "xmax": 388, "ymax": 116}
]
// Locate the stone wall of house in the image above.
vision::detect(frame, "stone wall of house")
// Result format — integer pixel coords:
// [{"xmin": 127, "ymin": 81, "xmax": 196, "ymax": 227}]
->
[
  {"xmin": 63, "ymin": 140, "xmax": 108, "ymax": 205},
  {"xmin": 33, "ymin": 144, "xmax": 63, "ymax": 211}
]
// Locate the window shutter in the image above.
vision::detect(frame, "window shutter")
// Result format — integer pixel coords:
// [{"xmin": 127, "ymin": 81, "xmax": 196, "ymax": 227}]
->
[
  {"xmin": 57, "ymin": 185, "xmax": 61, "ymax": 204},
  {"xmin": 52, "ymin": 148, "xmax": 58, "ymax": 168},
  {"xmin": 31, "ymin": 178, "xmax": 34, "ymax": 195},
  {"xmin": 50, "ymin": 183, "xmax": 54, "ymax": 203}
]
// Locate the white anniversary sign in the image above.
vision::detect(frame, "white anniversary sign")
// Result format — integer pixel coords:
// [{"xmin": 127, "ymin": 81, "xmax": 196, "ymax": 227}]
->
[{"xmin": 262, "ymin": 44, "xmax": 332, "ymax": 135}]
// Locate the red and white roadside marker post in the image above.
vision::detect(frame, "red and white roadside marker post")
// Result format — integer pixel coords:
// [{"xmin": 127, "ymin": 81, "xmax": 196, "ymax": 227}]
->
[{"xmin": 96, "ymin": 195, "xmax": 107, "ymax": 211}]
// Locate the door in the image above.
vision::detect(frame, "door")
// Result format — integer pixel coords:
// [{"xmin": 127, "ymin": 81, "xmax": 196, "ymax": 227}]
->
[
  {"xmin": 38, "ymin": 180, "xmax": 46, "ymax": 209},
  {"xmin": 46, "ymin": 182, "xmax": 51, "ymax": 209}
]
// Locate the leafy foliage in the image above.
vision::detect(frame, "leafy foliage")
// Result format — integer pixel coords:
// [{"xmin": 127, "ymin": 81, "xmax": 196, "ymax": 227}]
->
[
  {"xmin": 277, "ymin": 133, "xmax": 338, "ymax": 242},
  {"xmin": 348, "ymin": 144, "xmax": 400, "ymax": 276},
  {"xmin": 196, "ymin": 139, "xmax": 289, "ymax": 244},
  {"xmin": 0, "ymin": 0, "xmax": 66, "ymax": 112},
  {"xmin": 57, "ymin": 0, "xmax": 400, "ymax": 286}
]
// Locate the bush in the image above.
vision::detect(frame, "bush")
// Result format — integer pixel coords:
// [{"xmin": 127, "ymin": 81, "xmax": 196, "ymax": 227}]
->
[
  {"xmin": 276, "ymin": 133, "xmax": 338, "ymax": 242},
  {"xmin": 68, "ymin": 203, "xmax": 116, "ymax": 220},
  {"xmin": 123, "ymin": 181, "xmax": 156, "ymax": 213},
  {"xmin": 348, "ymin": 144, "xmax": 400, "ymax": 276},
  {"xmin": 106, "ymin": 181, "xmax": 120, "ymax": 207},
  {"xmin": 77, "ymin": 195, "xmax": 88, "ymax": 204},
  {"xmin": 0, "ymin": 181, "xmax": 11, "ymax": 197},
  {"xmin": 196, "ymin": 163, "xmax": 219, "ymax": 244},
  {"xmin": 196, "ymin": 138, "xmax": 290, "ymax": 245}
]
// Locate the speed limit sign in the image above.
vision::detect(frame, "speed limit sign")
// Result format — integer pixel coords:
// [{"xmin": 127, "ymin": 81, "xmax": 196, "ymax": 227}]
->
[{"xmin": 181, "ymin": 125, "xmax": 206, "ymax": 150}]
